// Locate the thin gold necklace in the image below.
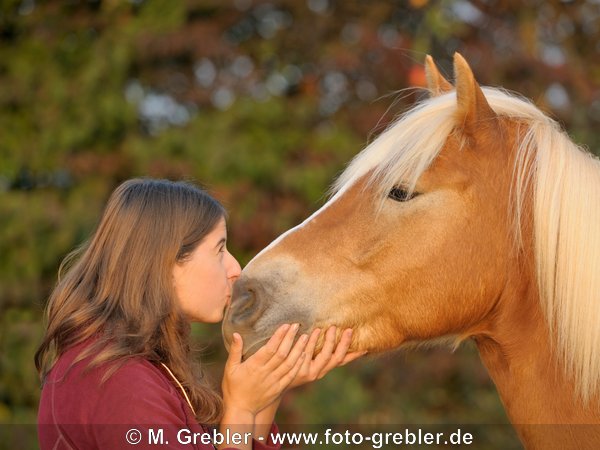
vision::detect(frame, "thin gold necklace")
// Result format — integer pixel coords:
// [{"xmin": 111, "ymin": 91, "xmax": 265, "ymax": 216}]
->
[{"xmin": 160, "ymin": 362, "xmax": 197, "ymax": 416}]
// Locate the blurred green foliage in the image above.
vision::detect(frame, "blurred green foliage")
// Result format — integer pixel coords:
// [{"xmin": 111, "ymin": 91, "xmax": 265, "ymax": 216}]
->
[{"xmin": 2, "ymin": 0, "xmax": 599, "ymax": 448}]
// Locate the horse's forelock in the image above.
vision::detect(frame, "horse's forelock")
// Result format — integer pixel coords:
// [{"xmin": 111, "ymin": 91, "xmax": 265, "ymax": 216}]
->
[{"xmin": 331, "ymin": 88, "xmax": 551, "ymax": 203}]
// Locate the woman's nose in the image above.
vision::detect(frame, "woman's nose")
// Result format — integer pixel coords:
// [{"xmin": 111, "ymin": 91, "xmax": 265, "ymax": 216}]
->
[{"xmin": 227, "ymin": 252, "xmax": 242, "ymax": 279}]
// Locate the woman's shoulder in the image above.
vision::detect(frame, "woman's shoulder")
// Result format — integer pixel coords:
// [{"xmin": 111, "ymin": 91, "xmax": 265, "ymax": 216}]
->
[
  {"xmin": 39, "ymin": 336, "xmax": 189, "ymax": 425},
  {"xmin": 38, "ymin": 336, "xmax": 210, "ymax": 450},
  {"xmin": 45, "ymin": 336, "xmax": 172, "ymax": 389},
  {"xmin": 91, "ymin": 359, "xmax": 190, "ymax": 425}
]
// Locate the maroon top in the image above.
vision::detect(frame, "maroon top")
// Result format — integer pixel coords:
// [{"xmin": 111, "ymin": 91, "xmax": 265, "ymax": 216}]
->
[{"xmin": 38, "ymin": 337, "xmax": 281, "ymax": 450}]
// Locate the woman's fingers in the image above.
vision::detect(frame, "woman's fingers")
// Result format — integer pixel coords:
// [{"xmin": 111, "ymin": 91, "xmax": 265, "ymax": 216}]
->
[
  {"xmin": 310, "ymin": 325, "xmax": 337, "ymax": 368},
  {"xmin": 222, "ymin": 325, "xmax": 364, "ymax": 414},
  {"xmin": 275, "ymin": 323, "xmax": 302, "ymax": 359},
  {"xmin": 270, "ymin": 330, "xmax": 309, "ymax": 377},
  {"xmin": 279, "ymin": 350, "xmax": 307, "ymax": 390},
  {"xmin": 333, "ymin": 328, "xmax": 354, "ymax": 359},
  {"xmin": 295, "ymin": 326, "xmax": 336, "ymax": 381},
  {"xmin": 249, "ymin": 323, "xmax": 292, "ymax": 364},
  {"xmin": 299, "ymin": 328, "xmax": 321, "ymax": 374},
  {"xmin": 316, "ymin": 328, "xmax": 353, "ymax": 378},
  {"xmin": 241, "ymin": 323, "xmax": 364, "ymax": 384}
]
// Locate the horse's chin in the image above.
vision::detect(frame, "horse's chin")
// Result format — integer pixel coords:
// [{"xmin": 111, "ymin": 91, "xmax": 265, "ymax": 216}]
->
[
  {"xmin": 240, "ymin": 337, "xmax": 270, "ymax": 359},
  {"xmin": 222, "ymin": 330, "xmax": 263, "ymax": 359},
  {"xmin": 224, "ymin": 322, "xmax": 362, "ymax": 359}
]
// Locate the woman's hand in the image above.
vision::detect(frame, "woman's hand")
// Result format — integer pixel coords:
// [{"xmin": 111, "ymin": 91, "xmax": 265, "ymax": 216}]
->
[
  {"xmin": 285, "ymin": 326, "xmax": 367, "ymax": 390},
  {"xmin": 222, "ymin": 323, "xmax": 309, "ymax": 417}
]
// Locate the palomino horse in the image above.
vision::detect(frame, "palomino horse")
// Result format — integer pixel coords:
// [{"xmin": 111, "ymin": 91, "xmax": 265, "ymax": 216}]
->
[{"xmin": 222, "ymin": 54, "xmax": 600, "ymax": 449}]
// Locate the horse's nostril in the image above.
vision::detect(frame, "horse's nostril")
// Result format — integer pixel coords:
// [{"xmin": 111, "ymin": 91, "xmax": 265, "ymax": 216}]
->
[{"xmin": 229, "ymin": 289, "xmax": 259, "ymax": 324}]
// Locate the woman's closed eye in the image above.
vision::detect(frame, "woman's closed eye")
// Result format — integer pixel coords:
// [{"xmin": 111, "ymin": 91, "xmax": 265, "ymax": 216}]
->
[{"xmin": 215, "ymin": 237, "xmax": 227, "ymax": 255}]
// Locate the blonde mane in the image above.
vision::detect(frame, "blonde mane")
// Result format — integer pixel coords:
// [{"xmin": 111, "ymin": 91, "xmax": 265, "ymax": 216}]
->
[{"xmin": 333, "ymin": 87, "xmax": 600, "ymax": 403}]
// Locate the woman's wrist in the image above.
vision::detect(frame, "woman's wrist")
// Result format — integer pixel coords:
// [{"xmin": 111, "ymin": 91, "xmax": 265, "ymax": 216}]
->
[
  {"xmin": 255, "ymin": 395, "xmax": 281, "ymax": 421},
  {"xmin": 219, "ymin": 405, "xmax": 256, "ymax": 450},
  {"xmin": 254, "ymin": 395, "xmax": 281, "ymax": 440},
  {"xmin": 222, "ymin": 404, "xmax": 256, "ymax": 424}
]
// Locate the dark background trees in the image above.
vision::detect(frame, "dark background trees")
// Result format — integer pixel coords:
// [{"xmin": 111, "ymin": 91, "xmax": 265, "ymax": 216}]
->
[{"xmin": 1, "ymin": 1, "xmax": 599, "ymax": 447}]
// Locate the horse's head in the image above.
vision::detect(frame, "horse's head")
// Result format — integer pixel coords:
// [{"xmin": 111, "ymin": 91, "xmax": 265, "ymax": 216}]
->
[
  {"xmin": 222, "ymin": 54, "xmax": 532, "ymax": 357},
  {"xmin": 220, "ymin": 52, "xmax": 600, "ymax": 436}
]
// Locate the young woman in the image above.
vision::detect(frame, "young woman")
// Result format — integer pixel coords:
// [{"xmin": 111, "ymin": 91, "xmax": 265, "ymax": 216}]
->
[{"xmin": 35, "ymin": 178, "xmax": 364, "ymax": 450}]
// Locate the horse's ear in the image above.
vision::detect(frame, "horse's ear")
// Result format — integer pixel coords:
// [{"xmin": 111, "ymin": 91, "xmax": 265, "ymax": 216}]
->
[
  {"xmin": 453, "ymin": 52, "xmax": 496, "ymax": 126},
  {"xmin": 425, "ymin": 55, "xmax": 453, "ymax": 96}
]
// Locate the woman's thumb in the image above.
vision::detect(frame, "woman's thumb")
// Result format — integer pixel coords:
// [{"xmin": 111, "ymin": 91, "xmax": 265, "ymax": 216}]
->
[{"xmin": 227, "ymin": 333, "xmax": 244, "ymax": 365}]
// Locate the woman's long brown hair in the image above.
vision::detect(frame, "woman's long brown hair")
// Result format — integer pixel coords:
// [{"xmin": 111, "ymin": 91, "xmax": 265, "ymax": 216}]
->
[{"xmin": 35, "ymin": 178, "xmax": 226, "ymax": 424}]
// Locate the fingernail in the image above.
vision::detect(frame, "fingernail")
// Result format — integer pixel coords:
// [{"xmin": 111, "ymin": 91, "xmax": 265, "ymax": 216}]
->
[
  {"xmin": 293, "ymin": 323, "xmax": 300, "ymax": 331},
  {"xmin": 300, "ymin": 334, "xmax": 308, "ymax": 342},
  {"xmin": 346, "ymin": 329, "xmax": 353, "ymax": 336},
  {"xmin": 282, "ymin": 324, "xmax": 291, "ymax": 331}
]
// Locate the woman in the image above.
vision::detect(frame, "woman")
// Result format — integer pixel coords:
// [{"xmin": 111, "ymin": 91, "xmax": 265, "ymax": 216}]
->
[{"xmin": 35, "ymin": 178, "xmax": 364, "ymax": 450}]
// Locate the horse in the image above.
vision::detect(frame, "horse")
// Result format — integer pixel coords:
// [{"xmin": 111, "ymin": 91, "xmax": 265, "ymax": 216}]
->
[{"xmin": 222, "ymin": 53, "xmax": 600, "ymax": 449}]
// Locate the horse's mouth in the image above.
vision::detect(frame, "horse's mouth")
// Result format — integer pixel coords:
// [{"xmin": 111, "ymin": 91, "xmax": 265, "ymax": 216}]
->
[{"xmin": 241, "ymin": 337, "xmax": 270, "ymax": 360}]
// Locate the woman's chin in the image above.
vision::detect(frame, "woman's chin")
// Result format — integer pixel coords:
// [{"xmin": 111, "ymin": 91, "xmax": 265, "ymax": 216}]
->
[
  {"xmin": 188, "ymin": 312, "xmax": 223, "ymax": 324},
  {"xmin": 206, "ymin": 314, "xmax": 224, "ymax": 324}
]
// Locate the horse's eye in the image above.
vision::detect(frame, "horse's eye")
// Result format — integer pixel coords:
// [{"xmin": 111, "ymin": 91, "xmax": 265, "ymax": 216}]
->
[{"xmin": 388, "ymin": 186, "xmax": 418, "ymax": 202}]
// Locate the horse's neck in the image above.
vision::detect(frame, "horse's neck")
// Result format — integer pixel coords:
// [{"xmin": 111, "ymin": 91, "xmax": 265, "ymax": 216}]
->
[{"xmin": 472, "ymin": 273, "xmax": 600, "ymax": 449}]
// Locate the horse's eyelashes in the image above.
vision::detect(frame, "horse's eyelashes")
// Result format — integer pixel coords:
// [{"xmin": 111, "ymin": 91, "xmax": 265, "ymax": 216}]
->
[{"xmin": 388, "ymin": 187, "xmax": 418, "ymax": 202}]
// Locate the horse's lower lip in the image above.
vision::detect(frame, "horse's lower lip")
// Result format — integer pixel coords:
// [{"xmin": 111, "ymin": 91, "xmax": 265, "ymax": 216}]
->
[{"xmin": 242, "ymin": 337, "xmax": 270, "ymax": 359}]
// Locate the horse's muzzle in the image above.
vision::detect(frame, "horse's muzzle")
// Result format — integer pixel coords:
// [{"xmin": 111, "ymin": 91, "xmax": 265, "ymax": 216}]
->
[
  {"xmin": 222, "ymin": 276, "xmax": 270, "ymax": 357},
  {"xmin": 222, "ymin": 273, "xmax": 313, "ymax": 358}
]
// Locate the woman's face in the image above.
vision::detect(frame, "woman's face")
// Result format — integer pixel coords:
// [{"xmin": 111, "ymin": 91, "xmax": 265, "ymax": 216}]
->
[{"xmin": 173, "ymin": 217, "xmax": 242, "ymax": 323}]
